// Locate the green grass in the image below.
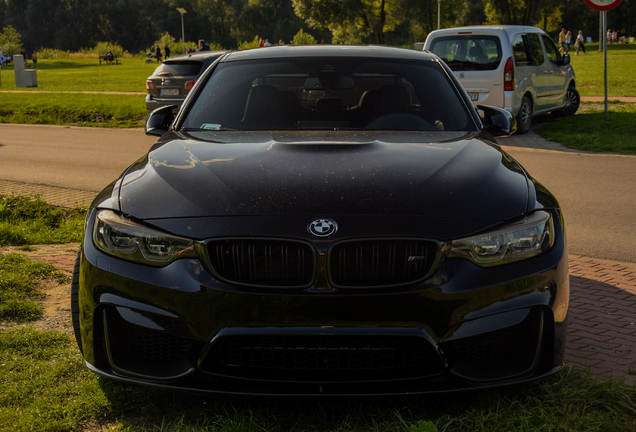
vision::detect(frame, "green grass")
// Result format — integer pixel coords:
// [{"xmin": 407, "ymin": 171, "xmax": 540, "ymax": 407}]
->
[
  {"xmin": 0, "ymin": 254, "xmax": 68, "ymax": 321},
  {"xmin": 570, "ymin": 44, "xmax": 636, "ymax": 97},
  {"xmin": 0, "ymin": 57, "xmax": 155, "ymax": 92},
  {"xmin": 0, "ymin": 91, "xmax": 148, "ymax": 127},
  {"xmin": 0, "ymin": 326, "xmax": 635, "ymax": 432},
  {"xmin": 0, "ymin": 194, "xmax": 86, "ymax": 246},
  {"xmin": 535, "ymin": 101, "xmax": 636, "ymax": 154}
]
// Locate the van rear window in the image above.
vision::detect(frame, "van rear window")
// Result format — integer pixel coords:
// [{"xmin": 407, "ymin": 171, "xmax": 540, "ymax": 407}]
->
[
  {"xmin": 428, "ymin": 35, "xmax": 502, "ymax": 71},
  {"xmin": 154, "ymin": 61, "xmax": 203, "ymax": 77}
]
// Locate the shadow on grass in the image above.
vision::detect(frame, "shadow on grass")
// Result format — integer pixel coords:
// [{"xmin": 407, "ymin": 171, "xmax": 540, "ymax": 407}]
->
[{"xmin": 95, "ymin": 367, "xmax": 636, "ymax": 431}]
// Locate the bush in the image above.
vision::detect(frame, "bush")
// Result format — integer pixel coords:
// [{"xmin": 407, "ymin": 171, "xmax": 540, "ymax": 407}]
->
[
  {"xmin": 238, "ymin": 36, "xmax": 262, "ymax": 50},
  {"xmin": 92, "ymin": 41, "xmax": 124, "ymax": 58},
  {"xmin": 35, "ymin": 48, "xmax": 72, "ymax": 59},
  {"xmin": 290, "ymin": 29, "xmax": 318, "ymax": 45}
]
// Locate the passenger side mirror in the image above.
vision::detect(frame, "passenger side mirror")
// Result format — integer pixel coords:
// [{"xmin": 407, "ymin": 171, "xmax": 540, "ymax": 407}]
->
[
  {"xmin": 145, "ymin": 105, "xmax": 178, "ymax": 136},
  {"xmin": 477, "ymin": 105, "xmax": 516, "ymax": 137}
]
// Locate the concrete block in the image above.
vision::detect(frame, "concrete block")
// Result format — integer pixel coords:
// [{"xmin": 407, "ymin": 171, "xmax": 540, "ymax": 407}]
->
[{"xmin": 14, "ymin": 54, "xmax": 38, "ymax": 87}]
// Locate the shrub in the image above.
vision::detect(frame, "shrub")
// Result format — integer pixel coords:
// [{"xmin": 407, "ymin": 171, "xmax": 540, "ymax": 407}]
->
[
  {"xmin": 238, "ymin": 36, "xmax": 262, "ymax": 50},
  {"xmin": 35, "ymin": 48, "xmax": 72, "ymax": 59},
  {"xmin": 92, "ymin": 41, "xmax": 124, "ymax": 58},
  {"xmin": 291, "ymin": 29, "xmax": 318, "ymax": 45}
]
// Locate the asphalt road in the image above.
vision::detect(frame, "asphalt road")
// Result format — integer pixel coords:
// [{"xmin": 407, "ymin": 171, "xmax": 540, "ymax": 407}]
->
[{"xmin": 1, "ymin": 123, "xmax": 634, "ymax": 263}]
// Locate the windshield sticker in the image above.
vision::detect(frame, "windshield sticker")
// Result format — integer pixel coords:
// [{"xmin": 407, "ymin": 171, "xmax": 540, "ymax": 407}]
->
[{"xmin": 201, "ymin": 123, "xmax": 222, "ymax": 130}]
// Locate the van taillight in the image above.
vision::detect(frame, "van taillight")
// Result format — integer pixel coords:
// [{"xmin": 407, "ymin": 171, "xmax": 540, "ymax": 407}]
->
[
  {"xmin": 504, "ymin": 57, "xmax": 514, "ymax": 91},
  {"xmin": 185, "ymin": 80, "xmax": 196, "ymax": 90},
  {"xmin": 146, "ymin": 80, "xmax": 155, "ymax": 90}
]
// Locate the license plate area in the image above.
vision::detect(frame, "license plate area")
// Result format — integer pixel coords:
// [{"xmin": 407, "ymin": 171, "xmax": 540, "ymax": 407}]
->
[
  {"xmin": 160, "ymin": 88, "xmax": 180, "ymax": 96},
  {"xmin": 468, "ymin": 92, "xmax": 479, "ymax": 101}
]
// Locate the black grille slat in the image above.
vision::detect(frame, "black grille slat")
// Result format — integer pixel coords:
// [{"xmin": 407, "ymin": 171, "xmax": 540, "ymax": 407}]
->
[
  {"xmin": 330, "ymin": 240, "xmax": 437, "ymax": 287},
  {"xmin": 207, "ymin": 239, "xmax": 314, "ymax": 287},
  {"xmin": 202, "ymin": 334, "xmax": 444, "ymax": 381},
  {"xmin": 206, "ymin": 238, "xmax": 439, "ymax": 289}
]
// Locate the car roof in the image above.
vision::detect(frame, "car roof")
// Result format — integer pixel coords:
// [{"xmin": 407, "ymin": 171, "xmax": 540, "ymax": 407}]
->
[
  {"xmin": 223, "ymin": 45, "xmax": 439, "ymax": 62},
  {"xmin": 427, "ymin": 25, "xmax": 547, "ymax": 38},
  {"xmin": 165, "ymin": 50, "xmax": 227, "ymax": 62}
]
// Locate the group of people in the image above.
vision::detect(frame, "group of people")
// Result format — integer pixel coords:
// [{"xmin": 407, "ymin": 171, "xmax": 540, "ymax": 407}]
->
[
  {"xmin": 558, "ymin": 28, "xmax": 587, "ymax": 56},
  {"xmin": 258, "ymin": 39, "xmax": 285, "ymax": 47},
  {"xmin": 154, "ymin": 45, "xmax": 171, "ymax": 63},
  {"xmin": 607, "ymin": 29, "xmax": 620, "ymax": 44}
]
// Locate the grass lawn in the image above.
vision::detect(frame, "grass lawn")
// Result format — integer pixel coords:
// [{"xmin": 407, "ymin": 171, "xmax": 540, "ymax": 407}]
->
[
  {"xmin": 0, "ymin": 57, "xmax": 155, "ymax": 92},
  {"xmin": 570, "ymin": 44, "xmax": 636, "ymax": 97}
]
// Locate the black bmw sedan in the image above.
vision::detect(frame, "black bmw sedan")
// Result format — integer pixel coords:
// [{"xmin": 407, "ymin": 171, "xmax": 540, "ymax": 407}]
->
[{"xmin": 73, "ymin": 45, "xmax": 569, "ymax": 396}]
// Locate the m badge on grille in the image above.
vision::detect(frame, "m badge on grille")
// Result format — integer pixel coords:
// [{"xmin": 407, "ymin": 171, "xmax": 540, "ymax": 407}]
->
[{"xmin": 308, "ymin": 218, "xmax": 338, "ymax": 237}]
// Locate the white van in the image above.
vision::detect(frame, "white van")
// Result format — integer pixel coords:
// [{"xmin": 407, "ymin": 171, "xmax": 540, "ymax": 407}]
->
[{"xmin": 423, "ymin": 25, "xmax": 579, "ymax": 133}]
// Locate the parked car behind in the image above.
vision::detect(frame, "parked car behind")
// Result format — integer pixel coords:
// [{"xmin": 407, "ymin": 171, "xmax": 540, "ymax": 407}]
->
[
  {"xmin": 424, "ymin": 25, "xmax": 580, "ymax": 133},
  {"xmin": 145, "ymin": 51, "xmax": 225, "ymax": 112}
]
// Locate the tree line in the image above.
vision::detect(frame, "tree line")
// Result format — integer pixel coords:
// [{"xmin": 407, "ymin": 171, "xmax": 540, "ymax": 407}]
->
[{"xmin": 0, "ymin": 0, "xmax": 634, "ymax": 55}]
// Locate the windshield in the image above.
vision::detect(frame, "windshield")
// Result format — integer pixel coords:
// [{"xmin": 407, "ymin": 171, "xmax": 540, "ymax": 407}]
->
[
  {"xmin": 429, "ymin": 35, "xmax": 502, "ymax": 72},
  {"xmin": 181, "ymin": 57, "xmax": 474, "ymax": 132}
]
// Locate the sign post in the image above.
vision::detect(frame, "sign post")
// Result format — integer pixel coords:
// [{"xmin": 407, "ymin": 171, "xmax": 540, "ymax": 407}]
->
[{"xmin": 584, "ymin": 0, "xmax": 623, "ymax": 118}]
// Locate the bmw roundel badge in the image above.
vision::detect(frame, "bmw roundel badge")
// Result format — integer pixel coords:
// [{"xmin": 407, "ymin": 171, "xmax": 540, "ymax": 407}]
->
[{"xmin": 308, "ymin": 218, "xmax": 338, "ymax": 237}]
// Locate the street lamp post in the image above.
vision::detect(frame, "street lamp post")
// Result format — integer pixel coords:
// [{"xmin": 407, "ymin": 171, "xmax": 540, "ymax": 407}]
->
[
  {"xmin": 437, "ymin": 0, "xmax": 441, "ymax": 30},
  {"xmin": 177, "ymin": 8, "xmax": 187, "ymax": 54}
]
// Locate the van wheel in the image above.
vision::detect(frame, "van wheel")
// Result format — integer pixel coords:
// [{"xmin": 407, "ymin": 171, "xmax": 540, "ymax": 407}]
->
[
  {"xmin": 71, "ymin": 251, "xmax": 83, "ymax": 354},
  {"xmin": 555, "ymin": 86, "xmax": 580, "ymax": 117},
  {"xmin": 516, "ymin": 96, "xmax": 533, "ymax": 134}
]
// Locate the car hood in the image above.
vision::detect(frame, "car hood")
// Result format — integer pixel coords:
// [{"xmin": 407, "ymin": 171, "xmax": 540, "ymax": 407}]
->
[{"xmin": 115, "ymin": 131, "xmax": 529, "ymax": 223}]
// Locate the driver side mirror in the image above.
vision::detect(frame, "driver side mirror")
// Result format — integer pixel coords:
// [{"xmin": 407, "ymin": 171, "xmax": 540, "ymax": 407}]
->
[
  {"xmin": 145, "ymin": 105, "xmax": 178, "ymax": 136},
  {"xmin": 561, "ymin": 53, "xmax": 571, "ymax": 66},
  {"xmin": 477, "ymin": 105, "xmax": 516, "ymax": 137}
]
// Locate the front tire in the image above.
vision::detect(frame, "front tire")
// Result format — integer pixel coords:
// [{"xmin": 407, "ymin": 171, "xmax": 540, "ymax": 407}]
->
[
  {"xmin": 71, "ymin": 251, "xmax": 83, "ymax": 354},
  {"xmin": 555, "ymin": 86, "xmax": 580, "ymax": 116},
  {"xmin": 516, "ymin": 95, "xmax": 533, "ymax": 134}
]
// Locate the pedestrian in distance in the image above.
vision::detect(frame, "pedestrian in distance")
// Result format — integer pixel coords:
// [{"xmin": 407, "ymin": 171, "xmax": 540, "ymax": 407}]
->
[
  {"xmin": 575, "ymin": 30, "xmax": 586, "ymax": 55},
  {"xmin": 155, "ymin": 45, "xmax": 162, "ymax": 63},
  {"xmin": 558, "ymin": 28, "xmax": 566, "ymax": 52},
  {"xmin": 565, "ymin": 31, "xmax": 572, "ymax": 53},
  {"xmin": 164, "ymin": 45, "xmax": 171, "ymax": 60}
]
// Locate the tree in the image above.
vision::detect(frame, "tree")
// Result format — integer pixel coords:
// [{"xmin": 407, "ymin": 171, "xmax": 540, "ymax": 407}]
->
[
  {"xmin": 0, "ymin": 25, "xmax": 22, "ymax": 56},
  {"xmin": 292, "ymin": 0, "xmax": 397, "ymax": 44},
  {"xmin": 290, "ymin": 28, "xmax": 317, "ymax": 44}
]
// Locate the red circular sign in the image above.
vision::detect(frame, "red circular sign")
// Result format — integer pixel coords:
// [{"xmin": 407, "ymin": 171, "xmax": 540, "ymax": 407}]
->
[{"xmin": 584, "ymin": 0, "xmax": 622, "ymax": 11}]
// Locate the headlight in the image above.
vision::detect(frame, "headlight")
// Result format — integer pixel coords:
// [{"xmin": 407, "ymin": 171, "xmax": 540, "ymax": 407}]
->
[
  {"xmin": 93, "ymin": 210, "xmax": 196, "ymax": 266},
  {"xmin": 449, "ymin": 211, "xmax": 555, "ymax": 266}
]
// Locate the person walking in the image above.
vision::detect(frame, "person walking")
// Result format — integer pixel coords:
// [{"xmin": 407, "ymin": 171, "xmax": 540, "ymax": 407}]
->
[
  {"xmin": 565, "ymin": 31, "xmax": 572, "ymax": 53},
  {"xmin": 558, "ymin": 28, "xmax": 566, "ymax": 52},
  {"xmin": 575, "ymin": 30, "xmax": 586, "ymax": 55},
  {"xmin": 164, "ymin": 45, "xmax": 171, "ymax": 60},
  {"xmin": 155, "ymin": 45, "xmax": 162, "ymax": 63}
]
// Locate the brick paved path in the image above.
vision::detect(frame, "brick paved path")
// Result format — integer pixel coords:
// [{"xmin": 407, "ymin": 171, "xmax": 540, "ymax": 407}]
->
[{"xmin": 4, "ymin": 243, "xmax": 635, "ymax": 385}]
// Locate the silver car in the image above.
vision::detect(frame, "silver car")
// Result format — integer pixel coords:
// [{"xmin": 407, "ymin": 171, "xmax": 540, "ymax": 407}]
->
[{"xmin": 424, "ymin": 25, "xmax": 579, "ymax": 133}]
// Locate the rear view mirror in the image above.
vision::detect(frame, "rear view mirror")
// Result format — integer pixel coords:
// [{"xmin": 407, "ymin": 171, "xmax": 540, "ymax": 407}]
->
[
  {"xmin": 477, "ymin": 105, "xmax": 516, "ymax": 137},
  {"xmin": 145, "ymin": 105, "xmax": 177, "ymax": 136}
]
